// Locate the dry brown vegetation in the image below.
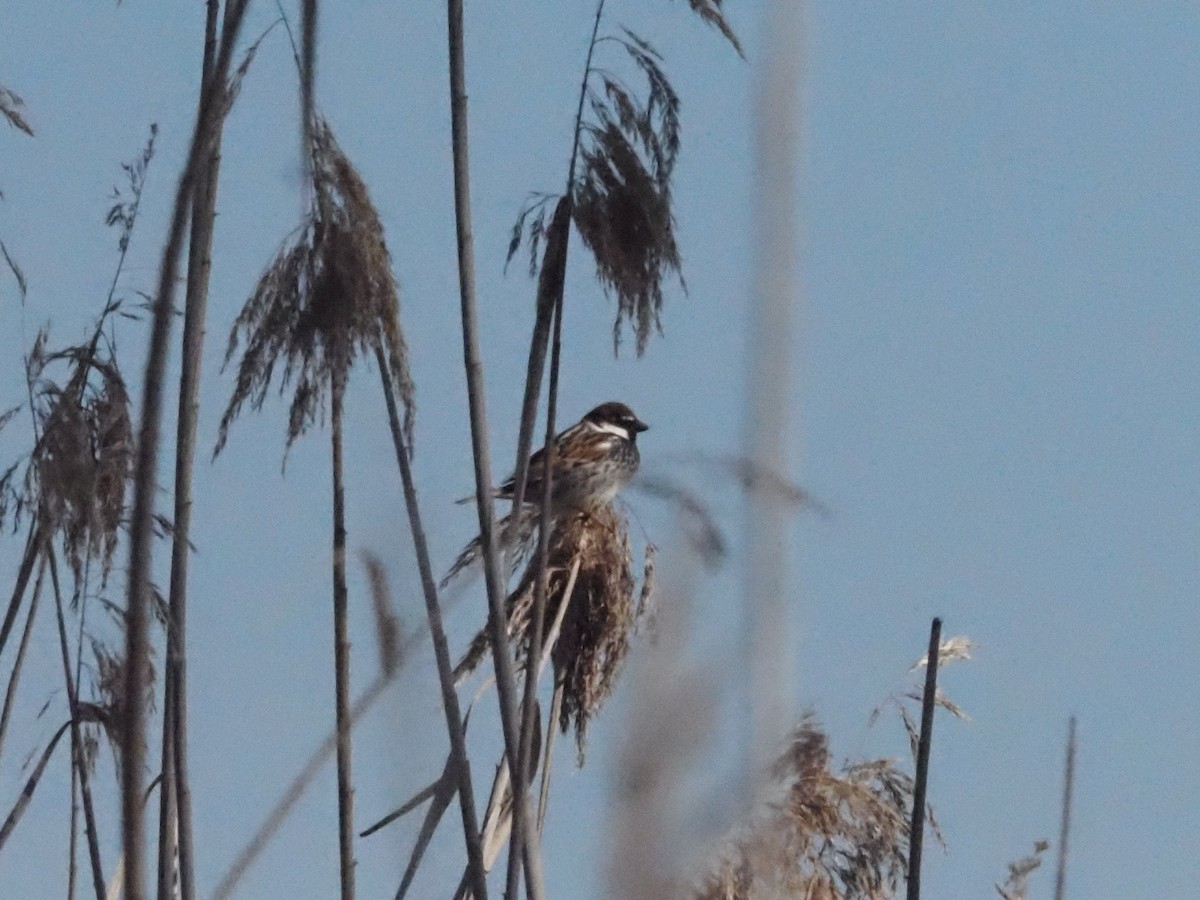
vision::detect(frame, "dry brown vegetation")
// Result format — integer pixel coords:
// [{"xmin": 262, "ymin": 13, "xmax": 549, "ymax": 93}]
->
[
  {"xmin": 696, "ymin": 719, "xmax": 913, "ymax": 900},
  {"xmin": 216, "ymin": 116, "xmax": 413, "ymax": 457},
  {"xmin": 0, "ymin": 2, "xmax": 1072, "ymax": 899}
]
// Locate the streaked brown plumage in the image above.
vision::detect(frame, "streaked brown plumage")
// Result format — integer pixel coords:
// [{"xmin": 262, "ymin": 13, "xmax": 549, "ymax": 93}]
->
[
  {"xmin": 458, "ymin": 401, "xmax": 648, "ymax": 514},
  {"xmin": 500, "ymin": 401, "xmax": 647, "ymax": 510}
]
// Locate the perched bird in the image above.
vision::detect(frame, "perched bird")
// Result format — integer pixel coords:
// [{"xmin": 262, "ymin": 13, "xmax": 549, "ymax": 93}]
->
[
  {"xmin": 457, "ymin": 401, "xmax": 648, "ymax": 513},
  {"xmin": 444, "ymin": 402, "xmax": 647, "ymax": 589},
  {"xmin": 495, "ymin": 400, "xmax": 649, "ymax": 513}
]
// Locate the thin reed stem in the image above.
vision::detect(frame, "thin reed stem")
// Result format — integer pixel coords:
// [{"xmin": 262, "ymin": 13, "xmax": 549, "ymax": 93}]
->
[
  {"xmin": 68, "ymin": 750, "xmax": 79, "ymax": 900},
  {"xmin": 445, "ymin": 0, "xmax": 545, "ymax": 895},
  {"xmin": 533, "ymin": 557, "xmax": 580, "ymax": 835},
  {"xmin": 0, "ymin": 553, "xmax": 44, "ymax": 764},
  {"xmin": 122, "ymin": 4, "xmax": 252, "ymax": 897},
  {"xmin": 300, "ymin": 0, "xmax": 317, "ymax": 156},
  {"xmin": 330, "ymin": 362, "xmax": 356, "ymax": 900},
  {"xmin": 212, "ymin": 660, "xmax": 411, "ymax": 900},
  {"xmin": 48, "ymin": 551, "xmax": 106, "ymax": 900},
  {"xmin": 503, "ymin": 7, "xmax": 606, "ymax": 887},
  {"xmin": 159, "ymin": 4, "xmax": 225, "ymax": 898},
  {"xmin": 502, "ymin": 0, "xmax": 603, "ymax": 527},
  {"xmin": 508, "ymin": 293, "xmax": 563, "ymax": 899},
  {"xmin": 536, "ymin": 679, "xmax": 563, "ymax": 834},
  {"xmin": 0, "ymin": 522, "xmax": 42, "ymax": 659},
  {"xmin": 1054, "ymin": 716, "xmax": 1077, "ymax": 900},
  {"xmin": 375, "ymin": 346, "xmax": 487, "ymax": 898},
  {"xmin": 0, "ymin": 719, "xmax": 72, "ymax": 852},
  {"xmin": 906, "ymin": 616, "xmax": 942, "ymax": 900}
]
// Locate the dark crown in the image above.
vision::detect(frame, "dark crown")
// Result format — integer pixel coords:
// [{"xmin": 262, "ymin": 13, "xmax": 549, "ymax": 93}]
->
[{"xmin": 584, "ymin": 401, "xmax": 648, "ymax": 434}]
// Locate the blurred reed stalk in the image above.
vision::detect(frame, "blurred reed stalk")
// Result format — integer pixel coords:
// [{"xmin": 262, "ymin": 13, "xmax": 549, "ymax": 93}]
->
[
  {"xmin": 157, "ymin": 3, "xmax": 228, "ymax": 899},
  {"xmin": 374, "ymin": 345, "xmax": 488, "ymax": 898},
  {"xmin": 1054, "ymin": 717, "xmax": 1077, "ymax": 900},
  {"xmin": 122, "ymin": 4, "xmax": 252, "ymax": 898},
  {"xmin": 743, "ymin": 0, "xmax": 805, "ymax": 783},
  {"xmin": 48, "ymin": 550, "xmax": 106, "ymax": 900},
  {"xmin": 444, "ymin": 0, "xmax": 547, "ymax": 896},
  {"xmin": 292, "ymin": 8, "xmax": 360, "ymax": 896},
  {"xmin": 506, "ymin": 4, "xmax": 604, "ymax": 887}
]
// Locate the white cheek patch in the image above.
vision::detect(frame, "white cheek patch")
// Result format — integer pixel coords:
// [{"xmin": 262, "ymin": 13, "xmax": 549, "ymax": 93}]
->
[{"xmin": 590, "ymin": 420, "xmax": 631, "ymax": 440}]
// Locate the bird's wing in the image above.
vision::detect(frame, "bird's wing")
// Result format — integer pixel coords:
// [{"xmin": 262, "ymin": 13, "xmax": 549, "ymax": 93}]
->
[{"xmin": 496, "ymin": 441, "xmax": 548, "ymax": 498}]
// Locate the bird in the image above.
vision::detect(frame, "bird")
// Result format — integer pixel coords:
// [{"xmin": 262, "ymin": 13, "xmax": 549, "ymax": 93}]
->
[
  {"xmin": 443, "ymin": 402, "xmax": 647, "ymax": 589},
  {"xmin": 501, "ymin": 400, "xmax": 648, "ymax": 512},
  {"xmin": 461, "ymin": 401, "xmax": 648, "ymax": 514}
]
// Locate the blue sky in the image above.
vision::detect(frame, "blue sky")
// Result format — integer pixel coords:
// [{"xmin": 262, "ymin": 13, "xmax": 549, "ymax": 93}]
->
[{"xmin": 2, "ymin": 1, "xmax": 1198, "ymax": 897}]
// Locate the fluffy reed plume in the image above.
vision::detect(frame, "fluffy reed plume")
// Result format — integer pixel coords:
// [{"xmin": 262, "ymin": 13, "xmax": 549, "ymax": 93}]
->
[
  {"xmin": 215, "ymin": 115, "xmax": 413, "ymax": 455},
  {"xmin": 0, "ymin": 122, "xmax": 153, "ymax": 578},
  {"xmin": 216, "ymin": 111, "xmax": 413, "ymax": 900},
  {"xmin": 694, "ymin": 718, "xmax": 913, "ymax": 900},
  {"xmin": 996, "ymin": 840, "xmax": 1049, "ymax": 900},
  {"xmin": 570, "ymin": 28, "xmax": 682, "ymax": 354},
  {"xmin": 0, "ymin": 338, "xmax": 133, "ymax": 585},
  {"xmin": 89, "ymin": 633, "xmax": 156, "ymax": 764},
  {"xmin": 510, "ymin": 0, "xmax": 742, "ymax": 356},
  {"xmin": 549, "ymin": 505, "xmax": 638, "ymax": 751},
  {"xmin": 454, "ymin": 504, "xmax": 647, "ymax": 753}
]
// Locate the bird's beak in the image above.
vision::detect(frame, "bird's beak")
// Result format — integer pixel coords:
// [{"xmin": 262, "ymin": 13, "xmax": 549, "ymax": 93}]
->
[{"xmin": 631, "ymin": 417, "xmax": 649, "ymax": 434}]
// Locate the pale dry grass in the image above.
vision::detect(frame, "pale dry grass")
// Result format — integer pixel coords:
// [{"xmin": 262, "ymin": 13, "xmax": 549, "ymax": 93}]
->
[
  {"xmin": 996, "ymin": 840, "xmax": 1049, "ymax": 900},
  {"xmin": 695, "ymin": 718, "xmax": 912, "ymax": 900},
  {"xmin": 454, "ymin": 504, "xmax": 649, "ymax": 756}
]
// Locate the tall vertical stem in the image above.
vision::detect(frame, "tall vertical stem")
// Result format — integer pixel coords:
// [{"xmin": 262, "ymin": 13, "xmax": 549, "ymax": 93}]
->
[
  {"xmin": 500, "ymin": 10, "xmax": 604, "ymax": 884},
  {"xmin": 301, "ymin": 0, "xmax": 317, "ymax": 147},
  {"xmin": 502, "ymin": 0, "xmax": 603, "ymax": 530},
  {"xmin": 906, "ymin": 617, "xmax": 942, "ymax": 900},
  {"xmin": 48, "ymin": 551, "xmax": 106, "ymax": 900},
  {"xmin": 743, "ymin": 0, "xmax": 805, "ymax": 782},
  {"xmin": 445, "ymin": 0, "xmax": 545, "ymax": 896},
  {"xmin": 375, "ymin": 347, "xmax": 488, "ymax": 898},
  {"xmin": 159, "ymin": 4, "xmax": 224, "ymax": 899},
  {"xmin": 0, "ymin": 546, "xmax": 43, "ymax": 764},
  {"xmin": 508, "ymin": 293, "xmax": 562, "ymax": 899},
  {"xmin": 1054, "ymin": 716, "xmax": 1077, "ymax": 900},
  {"xmin": 121, "ymin": 4, "xmax": 251, "ymax": 897},
  {"xmin": 330, "ymin": 363, "xmax": 356, "ymax": 900},
  {"xmin": 0, "ymin": 522, "xmax": 42, "ymax": 659}
]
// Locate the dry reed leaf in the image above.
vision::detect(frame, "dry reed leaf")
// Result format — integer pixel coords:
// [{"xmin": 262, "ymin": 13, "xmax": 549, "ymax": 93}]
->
[
  {"xmin": 360, "ymin": 551, "xmax": 401, "ymax": 677},
  {"xmin": 441, "ymin": 504, "xmax": 540, "ymax": 591},
  {"xmin": 224, "ymin": 18, "xmax": 281, "ymax": 117},
  {"xmin": 910, "ymin": 635, "xmax": 976, "ymax": 671},
  {"xmin": 678, "ymin": 0, "xmax": 744, "ymax": 57},
  {"xmin": 1, "ymin": 240, "xmax": 26, "ymax": 300},
  {"xmin": 0, "ymin": 86, "xmax": 33, "ymax": 136},
  {"xmin": 631, "ymin": 474, "xmax": 726, "ymax": 567},
  {"xmin": 995, "ymin": 839, "xmax": 1050, "ymax": 900}
]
